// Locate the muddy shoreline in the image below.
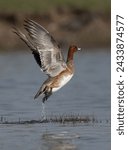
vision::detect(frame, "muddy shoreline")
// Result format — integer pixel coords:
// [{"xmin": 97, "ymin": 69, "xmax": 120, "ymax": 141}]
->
[{"xmin": 0, "ymin": 7, "xmax": 110, "ymax": 50}]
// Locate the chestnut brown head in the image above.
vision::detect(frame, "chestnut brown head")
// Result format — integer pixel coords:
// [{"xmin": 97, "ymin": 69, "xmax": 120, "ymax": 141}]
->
[
  {"xmin": 67, "ymin": 45, "xmax": 81, "ymax": 62},
  {"xmin": 69, "ymin": 45, "xmax": 81, "ymax": 53}
]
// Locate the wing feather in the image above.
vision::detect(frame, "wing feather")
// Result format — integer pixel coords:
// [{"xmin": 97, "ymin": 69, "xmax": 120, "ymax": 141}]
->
[{"xmin": 14, "ymin": 19, "xmax": 67, "ymax": 77}]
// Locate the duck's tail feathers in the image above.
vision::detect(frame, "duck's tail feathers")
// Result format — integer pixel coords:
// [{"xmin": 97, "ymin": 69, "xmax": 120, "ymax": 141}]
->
[{"xmin": 34, "ymin": 84, "xmax": 46, "ymax": 99}]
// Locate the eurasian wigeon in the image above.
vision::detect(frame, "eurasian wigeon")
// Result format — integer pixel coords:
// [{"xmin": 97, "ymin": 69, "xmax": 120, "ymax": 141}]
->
[{"xmin": 14, "ymin": 19, "xmax": 81, "ymax": 103}]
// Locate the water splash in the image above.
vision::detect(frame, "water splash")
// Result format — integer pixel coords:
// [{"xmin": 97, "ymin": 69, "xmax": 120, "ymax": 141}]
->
[{"xmin": 41, "ymin": 102, "xmax": 46, "ymax": 120}]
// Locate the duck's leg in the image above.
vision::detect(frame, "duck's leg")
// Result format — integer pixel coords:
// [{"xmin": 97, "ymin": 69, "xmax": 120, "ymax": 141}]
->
[{"xmin": 42, "ymin": 88, "xmax": 52, "ymax": 103}]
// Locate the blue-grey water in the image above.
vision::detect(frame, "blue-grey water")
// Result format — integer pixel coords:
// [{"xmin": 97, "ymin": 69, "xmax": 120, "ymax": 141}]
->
[{"xmin": 0, "ymin": 50, "xmax": 110, "ymax": 150}]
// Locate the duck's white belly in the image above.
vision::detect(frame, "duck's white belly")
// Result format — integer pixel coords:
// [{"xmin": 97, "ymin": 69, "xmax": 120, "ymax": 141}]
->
[{"xmin": 52, "ymin": 74, "xmax": 73, "ymax": 92}]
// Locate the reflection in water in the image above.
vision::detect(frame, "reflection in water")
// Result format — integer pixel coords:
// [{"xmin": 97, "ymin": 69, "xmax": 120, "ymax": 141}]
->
[{"xmin": 41, "ymin": 131, "xmax": 79, "ymax": 150}]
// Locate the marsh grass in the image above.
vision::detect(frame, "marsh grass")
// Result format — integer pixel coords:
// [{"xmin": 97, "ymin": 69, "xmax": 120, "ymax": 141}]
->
[{"xmin": 0, "ymin": 0, "xmax": 110, "ymax": 13}]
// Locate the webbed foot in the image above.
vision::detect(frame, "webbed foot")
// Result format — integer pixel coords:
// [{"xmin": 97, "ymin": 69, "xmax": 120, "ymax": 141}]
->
[{"xmin": 42, "ymin": 88, "xmax": 52, "ymax": 103}]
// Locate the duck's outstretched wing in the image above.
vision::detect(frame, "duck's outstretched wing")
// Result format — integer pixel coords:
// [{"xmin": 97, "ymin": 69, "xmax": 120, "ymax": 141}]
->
[{"xmin": 14, "ymin": 19, "xmax": 67, "ymax": 77}]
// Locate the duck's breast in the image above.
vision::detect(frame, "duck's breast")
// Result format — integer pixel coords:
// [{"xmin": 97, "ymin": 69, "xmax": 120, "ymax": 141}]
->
[{"xmin": 52, "ymin": 74, "xmax": 73, "ymax": 92}]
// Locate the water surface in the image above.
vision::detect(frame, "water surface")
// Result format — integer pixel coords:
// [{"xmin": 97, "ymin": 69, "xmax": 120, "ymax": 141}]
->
[{"xmin": 0, "ymin": 50, "xmax": 110, "ymax": 150}]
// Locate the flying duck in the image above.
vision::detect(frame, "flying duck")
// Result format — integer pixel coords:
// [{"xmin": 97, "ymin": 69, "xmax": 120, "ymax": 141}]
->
[{"xmin": 14, "ymin": 19, "xmax": 80, "ymax": 103}]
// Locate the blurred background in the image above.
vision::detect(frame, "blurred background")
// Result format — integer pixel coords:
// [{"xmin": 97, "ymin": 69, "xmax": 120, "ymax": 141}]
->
[{"xmin": 0, "ymin": 0, "xmax": 110, "ymax": 50}]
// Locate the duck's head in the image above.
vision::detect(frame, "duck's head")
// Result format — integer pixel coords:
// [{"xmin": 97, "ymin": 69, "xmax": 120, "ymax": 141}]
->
[
  {"xmin": 67, "ymin": 45, "xmax": 81, "ymax": 62},
  {"xmin": 69, "ymin": 45, "xmax": 81, "ymax": 53}
]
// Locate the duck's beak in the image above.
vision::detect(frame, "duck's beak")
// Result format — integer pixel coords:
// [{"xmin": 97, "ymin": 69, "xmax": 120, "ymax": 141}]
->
[{"xmin": 78, "ymin": 48, "xmax": 81, "ymax": 51}]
